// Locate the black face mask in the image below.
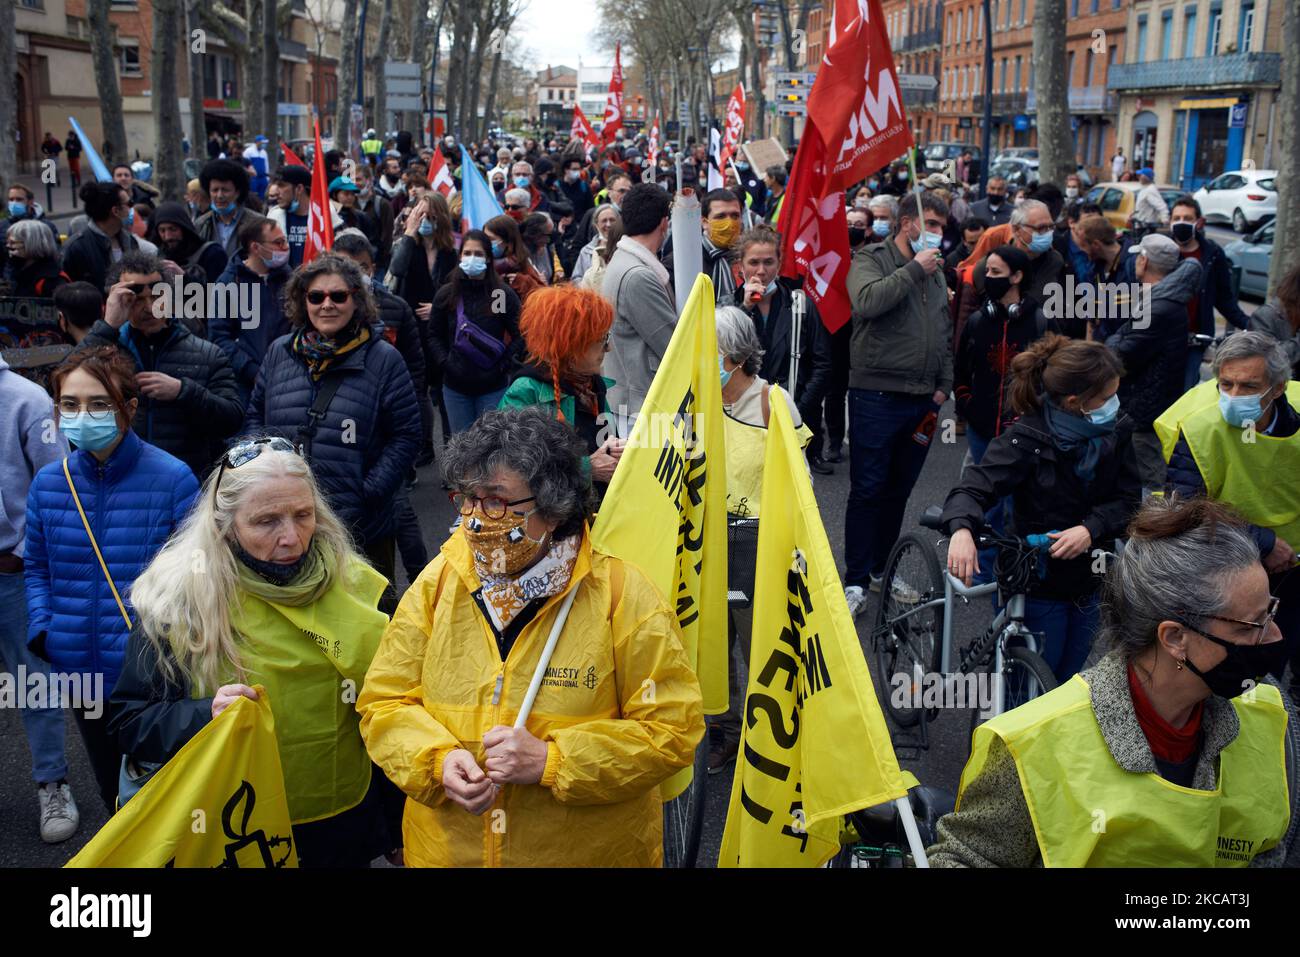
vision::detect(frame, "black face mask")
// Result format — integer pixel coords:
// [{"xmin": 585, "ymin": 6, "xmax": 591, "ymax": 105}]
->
[
  {"xmin": 1182, "ymin": 626, "xmax": 1290, "ymax": 699},
  {"xmin": 1171, "ymin": 222, "xmax": 1197, "ymax": 244},
  {"xmin": 847, "ymin": 226, "xmax": 867, "ymax": 247},
  {"xmin": 987, "ymin": 193, "xmax": 1005, "ymax": 207},
  {"xmin": 232, "ymin": 538, "xmax": 314, "ymax": 586},
  {"xmin": 984, "ymin": 275, "xmax": 1013, "ymax": 303}
]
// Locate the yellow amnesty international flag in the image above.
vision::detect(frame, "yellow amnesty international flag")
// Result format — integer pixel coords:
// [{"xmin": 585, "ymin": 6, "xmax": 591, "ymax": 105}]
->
[
  {"xmin": 591, "ymin": 273, "xmax": 729, "ymax": 736},
  {"xmin": 718, "ymin": 390, "xmax": 911, "ymax": 867},
  {"xmin": 68, "ymin": 689, "xmax": 298, "ymax": 868}
]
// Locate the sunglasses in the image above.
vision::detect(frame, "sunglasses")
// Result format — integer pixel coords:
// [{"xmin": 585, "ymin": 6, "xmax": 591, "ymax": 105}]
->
[
  {"xmin": 306, "ymin": 289, "xmax": 355, "ymax": 305},
  {"xmin": 212, "ymin": 437, "xmax": 298, "ymax": 501},
  {"xmin": 125, "ymin": 282, "xmax": 159, "ymax": 299}
]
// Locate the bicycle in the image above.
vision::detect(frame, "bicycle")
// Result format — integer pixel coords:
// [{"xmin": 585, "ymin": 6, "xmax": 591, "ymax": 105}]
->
[
  {"xmin": 870, "ymin": 505, "xmax": 1059, "ymax": 745},
  {"xmin": 827, "ymin": 784, "xmax": 956, "ymax": 868}
]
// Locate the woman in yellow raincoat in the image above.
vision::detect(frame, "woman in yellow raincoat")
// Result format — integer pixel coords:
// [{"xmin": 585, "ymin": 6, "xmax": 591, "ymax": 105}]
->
[{"xmin": 358, "ymin": 406, "xmax": 704, "ymax": 866}]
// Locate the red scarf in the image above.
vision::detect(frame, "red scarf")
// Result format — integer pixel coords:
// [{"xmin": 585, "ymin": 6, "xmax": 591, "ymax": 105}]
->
[{"xmin": 1127, "ymin": 664, "xmax": 1203, "ymax": 764}]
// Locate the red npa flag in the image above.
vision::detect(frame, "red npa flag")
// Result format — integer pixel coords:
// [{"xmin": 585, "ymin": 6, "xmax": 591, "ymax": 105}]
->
[
  {"xmin": 602, "ymin": 43, "xmax": 624, "ymax": 146},
  {"xmin": 647, "ymin": 111, "xmax": 662, "ymax": 168},
  {"xmin": 427, "ymin": 147, "xmax": 455, "ymax": 197},
  {"xmin": 778, "ymin": 0, "xmax": 913, "ymax": 333},
  {"xmin": 303, "ymin": 118, "xmax": 334, "ymax": 265},
  {"xmin": 571, "ymin": 105, "xmax": 599, "ymax": 151},
  {"xmin": 719, "ymin": 84, "xmax": 746, "ymax": 171},
  {"xmin": 281, "ymin": 143, "xmax": 306, "ymax": 167}
]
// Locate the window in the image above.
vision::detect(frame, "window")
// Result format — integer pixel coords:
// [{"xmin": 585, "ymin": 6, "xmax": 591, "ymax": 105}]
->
[
  {"xmin": 1003, "ymin": 0, "xmax": 1012, "ymax": 29},
  {"xmin": 1071, "ymin": 0, "xmax": 1079, "ymax": 16},
  {"xmin": 1136, "ymin": 15, "xmax": 1148, "ymax": 62},
  {"xmin": 1085, "ymin": 48, "xmax": 1094, "ymax": 86},
  {"xmin": 1019, "ymin": 0, "xmax": 1027, "ymax": 24},
  {"xmin": 20, "ymin": 0, "xmax": 44, "ymax": 9},
  {"xmin": 1238, "ymin": 1, "xmax": 1254, "ymax": 51},
  {"xmin": 965, "ymin": 8, "xmax": 971, "ymax": 41},
  {"xmin": 118, "ymin": 41, "xmax": 141, "ymax": 77},
  {"xmin": 1207, "ymin": 3, "xmax": 1222, "ymax": 54},
  {"xmin": 1014, "ymin": 55, "xmax": 1022, "ymax": 91},
  {"xmin": 1183, "ymin": 8, "xmax": 1197, "ymax": 57},
  {"xmin": 1160, "ymin": 10, "xmax": 1174, "ymax": 60},
  {"xmin": 961, "ymin": 68, "xmax": 967, "ymax": 98},
  {"xmin": 1091, "ymin": 0, "xmax": 1099, "ymax": 12},
  {"xmin": 1000, "ymin": 57, "xmax": 1008, "ymax": 92},
  {"xmin": 947, "ymin": 12, "xmax": 953, "ymax": 44},
  {"xmin": 1068, "ymin": 50, "xmax": 1075, "ymax": 85},
  {"xmin": 978, "ymin": 7, "xmax": 983, "ymax": 38}
]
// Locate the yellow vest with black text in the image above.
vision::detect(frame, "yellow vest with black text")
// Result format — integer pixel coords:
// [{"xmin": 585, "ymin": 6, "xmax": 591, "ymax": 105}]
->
[
  {"xmin": 229, "ymin": 560, "xmax": 389, "ymax": 823},
  {"xmin": 958, "ymin": 675, "xmax": 1290, "ymax": 867},
  {"xmin": 1154, "ymin": 379, "xmax": 1300, "ymax": 548},
  {"xmin": 723, "ymin": 396, "xmax": 812, "ymax": 518}
]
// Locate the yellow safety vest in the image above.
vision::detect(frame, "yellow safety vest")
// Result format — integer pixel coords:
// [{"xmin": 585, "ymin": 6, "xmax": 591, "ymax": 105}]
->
[
  {"xmin": 229, "ymin": 560, "xmax": 389, "ymax": 823},
  {"xmin": 959, "ymin": 674, "xmax": 1290, "ymax": 867},
  {"xmin": 361, "ymin": 138, "xmax": 383, "ymax": 157},
  {"xmin": 722, "ymin": 390, "xmax": 811, "ymax": 518},
  {"xmin": 1154, "ymin": 378, "xmax": 1300, "ymax": 547}
]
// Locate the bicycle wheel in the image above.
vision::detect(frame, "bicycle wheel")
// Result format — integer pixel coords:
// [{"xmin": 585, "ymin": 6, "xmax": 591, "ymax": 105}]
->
[
  {"xmin": 969, "ymin": 645, "xmax": 1058, "ymax": 735},
  {"xmin": 874, "ymin": 532, "xmax": 945, "ymax": 729},
  {"xmin": 662, "ymin": 735, "xmax": 709, "ymax": 868}
]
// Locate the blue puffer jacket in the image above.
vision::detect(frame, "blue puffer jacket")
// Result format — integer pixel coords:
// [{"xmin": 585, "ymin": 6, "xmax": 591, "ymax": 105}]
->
[
  {"xmin": 23, "ymin": 430, "xmax": 199, "ymax": 689},
  {"xmin": 243, "ymin": 326, "xmax": 420, "ymax": 545}
]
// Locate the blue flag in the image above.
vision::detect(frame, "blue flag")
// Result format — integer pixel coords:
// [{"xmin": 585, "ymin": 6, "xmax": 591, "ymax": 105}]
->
[
  {"xmin": 458, "ymin": 145, "xmax": 503, "ymax": 232},
  {"xmin": 68, "ymin": 116, "xmax": 114, "ymax": 183}
]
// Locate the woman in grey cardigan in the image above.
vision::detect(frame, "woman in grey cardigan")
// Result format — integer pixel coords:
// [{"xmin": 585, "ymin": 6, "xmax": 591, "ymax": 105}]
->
[
  {"xmin": 1248, "ymin": 263, "xmax": 1300, "ymax": 377},
  {"xmin": 929, "ymin": 497, "xmax": 1299, "ymax": 867}
]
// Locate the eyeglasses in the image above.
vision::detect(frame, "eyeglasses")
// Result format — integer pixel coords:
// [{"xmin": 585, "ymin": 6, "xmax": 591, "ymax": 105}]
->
[
  {"xmin": 58, "ymin": 398, "xmax": 116, "ymax": 419},
  {"xmin": 1020, "ymin": 223, "xmax": 1054, "ymax": 236},
  {"xmin": 306, "ymin": 289, "xmax": 355, "ymax": 305},
  {"xmin": 448, "ymin": 492, "xmax": 537, "ymax": 519},
  {"xmin": 212, "ymin": 437, "xmax": 298, "ymax": 500},
  {"xmin": 504, "ymin": 203, "xmax": 527, "ymax": 211},
  {"xmin": 1176, "ymin": 595, "xmax": 1281, "ymax": 645}
]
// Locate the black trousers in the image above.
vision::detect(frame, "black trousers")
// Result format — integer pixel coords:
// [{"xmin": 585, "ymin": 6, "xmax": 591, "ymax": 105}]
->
[
  {"xmin": 824, "ymin": 325, "xmax": 852, "ymax": 449},
  {"xmin": 364, "ymin": 536, "xmax": 398, "ymax": 615},
  {"xmin": 73, "ymin": 708, "xmax": 121, "ymax": 813},
  {"xmin": 292, "ymin": 766, "xmax": 405, "ymax": 868}
]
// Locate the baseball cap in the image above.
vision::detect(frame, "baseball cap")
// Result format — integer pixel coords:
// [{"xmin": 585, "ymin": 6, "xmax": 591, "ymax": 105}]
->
[
  {"xmin": 328, "ymin": 176, "xmax": 360, "ymax": 193},
  {"xmin": 1131, "ymin": 232, "xmax": 1179, "ymax": 273},
  {"xmin": 255, "ymin": 134, "xmax": 268, "ymax": 144},
  {"xmin": 1136, "ymin": 166, "xmax": 1155, "ymax": 179}
]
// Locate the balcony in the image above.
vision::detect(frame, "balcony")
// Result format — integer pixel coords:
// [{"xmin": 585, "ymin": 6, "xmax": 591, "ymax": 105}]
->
[
  {"xmin": 991, "ymin": 91, "xmax": 1027, "ymax": 114},
  {"xmin": 1026, "ymin": 85, "xmax": 1118, "ymax": 113},
  {"xmin": 903, "ymin": 87, "xmax": 938, "ymax": 109},
  {"xmin": 901, "ymin": 27, "xmax": 942, "ymax": 51},
  {"xmin": 1107, "ymin": 52, "xmax": 1282, "ymax": 91},
  {"xmin": 280, "ymin": 38, "xmax": 309, "ymax": 61}
]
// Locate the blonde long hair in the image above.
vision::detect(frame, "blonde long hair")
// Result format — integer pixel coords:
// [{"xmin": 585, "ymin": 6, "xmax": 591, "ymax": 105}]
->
[{"xmin": 129, "ymin": 446, "xmax": 361, "ymax": 695}]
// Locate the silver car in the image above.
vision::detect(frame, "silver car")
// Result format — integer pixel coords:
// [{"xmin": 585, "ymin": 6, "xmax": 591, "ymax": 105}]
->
[{"xmin": 1224, "ymin": 218, "xmax": 1274, "ymax": 299}]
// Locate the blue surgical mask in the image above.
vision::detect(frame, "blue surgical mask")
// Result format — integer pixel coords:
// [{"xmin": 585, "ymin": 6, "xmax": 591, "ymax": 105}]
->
[
  {"xmin": 736, "ymin": 161, "xmax": 749, "ymax": 171},
  {"xmin": 214, "ymin": 202, "xmax": 238, "ymax": 217},
  {"xmin": 1219, "ymin": 390, "xmax": 1267, "ymax": 428},
  {"xmin": 514, "ymin": 175, "xmax": 531, "ymax": 188},
  {"xmin": 418, "ymin": 219, "xmax": 434, "ymax": 236},
  {"xmin": 1028, "ymin": 231, "xmax": 1053, "ymax": 254},
  {"xmin": 461, "ymin": 255, "xmax": 487, "ymax": 277},
  {"xmin": 8, "ymin": 201, "xmax": 27, "ymax": 218},
  {"xmin": 764, "ymin": 279, "xmax": 778, "ymax": 298},
  {"xmin": 1085, "ymin": 393, "xmax": 1120, "ymax": 426},
  {"xmin": 872, "ymin": 219, "xmax": 891, "ymax": 237},
  {"xmin": 289, "ymin": 199, "xmax": 301, "ymax": 215},
  {"xmin": 59, "ymin": 412, "xmax": 120, "ymax": 452},
  {"xmin": 910, "ymin": 229, "xmax": 942, "ymax": 254},
  {"xmin": 491, "ymin": 241, "xmax": 504, "ymax": 259},
  {"xmin": 868, "ymin": 179, "xmax": 879, "ymax": 190},
  {"xmin": 719, "ymin": 355, "xmax": 733, "ymax": 389}
]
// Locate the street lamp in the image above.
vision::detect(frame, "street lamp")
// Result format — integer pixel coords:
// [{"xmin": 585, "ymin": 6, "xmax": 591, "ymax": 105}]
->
[{"xmin": 980, "ymin": 0, "xmax": 993, "ymax": 196}]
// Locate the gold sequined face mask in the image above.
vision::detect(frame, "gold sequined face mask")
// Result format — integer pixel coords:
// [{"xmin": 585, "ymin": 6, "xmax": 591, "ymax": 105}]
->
[{"xmin": 463, "ymin": 510, "xmax": 549, "ymax": 578}]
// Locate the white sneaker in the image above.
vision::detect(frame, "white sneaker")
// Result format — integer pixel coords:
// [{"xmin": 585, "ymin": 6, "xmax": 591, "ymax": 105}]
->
[
  {"xmin": 869, "ymin": 574, "xmax": 920, "ymax": 604},
  {"xmin": 844, "ymin": 585, "xmax": 868, "ymax": 619},
  {"xmin": 38, "ymin": 781, "xmax": 79, "ymax": 843}
]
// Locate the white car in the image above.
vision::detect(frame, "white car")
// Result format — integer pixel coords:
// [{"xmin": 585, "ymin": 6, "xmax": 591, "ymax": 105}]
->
[{"xmin": 1192, "ymin": 169, "xmax": 1277, "ymax": 233}]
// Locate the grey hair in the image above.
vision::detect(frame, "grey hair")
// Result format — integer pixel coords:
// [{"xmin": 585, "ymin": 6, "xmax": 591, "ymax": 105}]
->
[
  {"xmin": 715, "ymin": 305, "xmax": 764, "ymax": 377},
  {"xmin": 1212, "ymin": 330, "xmax": 1291, "ymax": 389},
  {"xmin": 1010, "ymin": 199, "xmax": 1050, "ymax": 227},
  {"xmin": 867, "ymin": 194, "xmax": 899, "ymax": 218},
  {"xmin": 1100, "ymin": 497, "xmax": 1261, "ymax": 664},
  {"xmin": 8, "ymin": 219, "xmax": 58, "ymax": 260},
  {"xmin": 504, "ymin": 187, "xmax": 530, "ymax": 206},
  {"xmin": 442, "ymin": 407, "xmax": 593, "ymax": 540}
]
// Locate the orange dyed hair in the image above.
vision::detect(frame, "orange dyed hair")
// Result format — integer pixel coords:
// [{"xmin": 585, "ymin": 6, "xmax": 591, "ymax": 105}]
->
[{"xmin": 518, "ymin": 285, "xmax": 613, "ymax": 422}]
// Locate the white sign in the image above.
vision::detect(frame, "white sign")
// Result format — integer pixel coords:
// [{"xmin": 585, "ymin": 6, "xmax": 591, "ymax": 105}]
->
[
  {"xmin": 386, "ymin": 95, "xmax": 424, "ymax": 110},
  {"xmin": 776, "ymin": 71, "xmax": 817, "ymax": 85},
  {"xmin": 388, "ymin": 78, "xmax": 422, "ymax": 95},
  {"xmin": 776, "ymin": 103, "xmax": 807, "ymax": 116},
  {"xmin": 897, "ymin": 73, "xmax": 939, "ymax": 92},
  {"xmin": 384, "ymin": 62, "xmax": 422, "ymax": 79},
  {"xmin": 277, "ymin": 103, "xmax": 309, "ymax": 116}
]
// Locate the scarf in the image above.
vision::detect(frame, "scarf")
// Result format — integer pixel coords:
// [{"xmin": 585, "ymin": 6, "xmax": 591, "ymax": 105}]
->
[
  {"xmin": 477, "ymin": 533, "xmax": 579, "ymax": 633},
  {"xmin": 1042, "ymin": 399, "xmax": 1113, "ymax": 482},
  {"xmin": 291, "ymin": 320, "xmax": 371, "ymax": 381},
  {"xmin": 232, "ymin": 538, "xmax": 333, "ymax": 607}
]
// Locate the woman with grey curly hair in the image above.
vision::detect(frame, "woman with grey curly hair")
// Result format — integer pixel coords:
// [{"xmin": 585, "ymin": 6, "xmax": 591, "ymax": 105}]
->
[
  {"xmin": 929, "ymin": 496, "xmax": 1298, "ymax": 868},
  {"xmin": 243, "ymin": 252, "xmax": 421, "ymax": 605},
  {"xmin": 358, "ymin": 406, "xmax": 705, "ymax": 867}
]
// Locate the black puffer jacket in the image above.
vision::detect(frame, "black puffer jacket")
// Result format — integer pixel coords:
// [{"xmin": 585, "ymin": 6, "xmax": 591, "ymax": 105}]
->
[
  {"xmin": 80, "ymin": 318, "xmax": 244, "ymax": 478},
  {"xmin": 60, "ymin": 223, "xmax": 147, "ymax": 293},
  {"xmin": 371, "ymin": 278, "xmax": 426, "ymax": 396},
  {"xmin": 243, "ymin": 327, "xmax": 421, "ymax": 545},
  {"xmin": 6, "ymin": 255, "xmax": 68, "ymax": 299},
  {"xmin": 1105, "ymin": 258, "xmax": 1200, "ymax": 428},
  {"xmin": 941, "ymin": 409, "xmax": 1142, "ymax": 601},
  {"xmin": 429, "ymin": 278, "xmax": 523, "ymax": 396}
]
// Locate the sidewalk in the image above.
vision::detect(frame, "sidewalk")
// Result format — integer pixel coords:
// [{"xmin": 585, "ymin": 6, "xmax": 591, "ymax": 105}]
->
[{"xmin": 12, "ymin": 168, "xmax": 87, "ymax": 225}]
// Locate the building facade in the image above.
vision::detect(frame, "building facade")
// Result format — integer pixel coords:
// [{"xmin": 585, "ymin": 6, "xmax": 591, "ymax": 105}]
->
[{"xmin": 533, "ymin": 65, "xmax": 577, "ymax": 131}]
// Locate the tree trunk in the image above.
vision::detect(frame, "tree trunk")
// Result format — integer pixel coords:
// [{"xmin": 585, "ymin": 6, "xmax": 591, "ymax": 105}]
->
[
  {"xmin": 186, "ymin": 0, "xmax": 207, "ymax": 154},
  {"xmin": 446, "ymin": 0, "xmax": 473, "ymax": 138},
  {"xmin": 1269, "ymin": 0, "xmax": 1300, "ymax": 295},
  {"xmin": 263, "ymin": 0, "xmax": 280, "ymax": 143},
  {"xmin": 88, "ymin": 0, "xmax": 128, "ymax": 164},
  {"xmin": 1032, "ymin": 0, "xmax": 1073, "ymax": 185},
  {"xmin": 466, "ymin": 5, "xmax": 494, "ymax": 143},
  {"xmin": 405, "ymin": 0, "xmax": 433, "ymax": 134},
  {"xmin": 242, "ymin": 0, "xmax": 265, "ymax": 136},
  {"xmin": 152, "ymin": 0, "xmax": 186, "ymax": 201},
  {"xmin": 0, "ymin": 1, "xmax": 14, "ymax": 188},
  {"xmin": 335, "ymin": 0, "xmax": 360, "ymax": 152},
  {"xmin": 371, "ymin": 0, "xmax": 394, "ymax": 133},
  {"xmin": 482, "ymin": 20, "xmax": 510, "ymax": 135}
]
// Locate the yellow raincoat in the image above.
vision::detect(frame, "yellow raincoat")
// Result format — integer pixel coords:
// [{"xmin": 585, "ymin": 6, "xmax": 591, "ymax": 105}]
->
[{"xmin": 357, "ymin": 529, "xmax": 704, "ymax": 867}]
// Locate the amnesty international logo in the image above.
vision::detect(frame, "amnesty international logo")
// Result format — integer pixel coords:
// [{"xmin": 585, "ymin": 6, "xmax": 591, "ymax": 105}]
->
[{"xmin": 584, "ymin": 666, "xmax": 598, "ymax": 690}]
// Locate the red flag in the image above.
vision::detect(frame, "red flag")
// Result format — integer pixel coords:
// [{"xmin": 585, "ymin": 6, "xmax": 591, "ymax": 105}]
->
[
  {"xmin": 776, "ymin": 121, "xmax": 852, "ymax": 334},
  {"xmin": 646, "ymin": 111, "xmax": 662, "ymax": 168},
  {"xmin": 719, "ymin": 84, "xmax": 746, "ymax": 171},
  {"xmin": 571, "ymin": 105, "xmax": 598, "ymax": 151},
  {"xmin": 303, "ymin": 119, "xmax": 334, "ymax": 265},
  {"xmin": 281, "ymin": 143, "xmax": 306, "ymax": 167},
  {"xmin": 427, "ymin": 147, "xmax": 455, "ymax": 197},
  {"xmin": 602, "ymin": 44, "xmax": 624, "ymax": 146},
  {"xmin": 808, "ymin": 0, "xmax": 913, "ymax": 192}
]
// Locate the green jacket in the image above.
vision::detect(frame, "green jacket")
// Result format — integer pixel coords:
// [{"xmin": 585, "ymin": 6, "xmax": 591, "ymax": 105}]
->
[{"xmin": 498, "ymin": 373, "xmax": 615, "ymax": 482}]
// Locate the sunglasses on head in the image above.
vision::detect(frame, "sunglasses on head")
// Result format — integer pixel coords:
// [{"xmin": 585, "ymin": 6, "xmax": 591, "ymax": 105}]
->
[
  {"xmin": 306, "ymin": 289, "xmax": 355, "ymax": 305},
  {"xmin": 212, "ymin": 437, "xmax": 298, "ymax": 501}
]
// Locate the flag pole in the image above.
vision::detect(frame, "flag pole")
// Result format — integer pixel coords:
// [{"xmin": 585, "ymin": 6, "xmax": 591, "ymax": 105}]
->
[
  {"xmin": 906, "ymin": 146, "xmax": 924, "ymax": 228},
  {"xmin": 894, "ymin": 796, "xmax": 931, "ymax": 867}
]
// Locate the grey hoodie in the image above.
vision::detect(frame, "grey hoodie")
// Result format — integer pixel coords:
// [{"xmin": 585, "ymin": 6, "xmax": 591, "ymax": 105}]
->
[{"xmin": 0, "ymin": 357, "xmax": 68, "ymax": 556}]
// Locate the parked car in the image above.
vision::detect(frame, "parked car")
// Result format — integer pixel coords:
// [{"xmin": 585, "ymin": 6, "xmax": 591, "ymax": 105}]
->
[
  {"xmin": 1084, "ymin": 181, "xmax": 1184, "ymax": 233},
  {"xmin": 988, "ymin": 157, "xmax": 1039, "ymax": 187},
  {"xmin": 923, "ymin": 142, "xmax": 982, "ymax": 173},
  {"xmin": 1192, "ymin": 169, "xmax": 1278, "ymax": 233},
  {"xmin": 1224, "ymin": 218, "xmax": 1274, "ymax": 300},
  {"xmin": 994, "ymin": 147, "xmax": 1039, "ymax": 163}
]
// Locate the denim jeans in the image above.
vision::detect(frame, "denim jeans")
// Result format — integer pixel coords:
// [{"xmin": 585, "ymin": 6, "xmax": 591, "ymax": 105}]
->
[
  {"xmin": 0, "ymin": 570, "xmax": 68, "ymax": 784},
  {"xmin": 844, "ymin": 389, "xmax": 936, "ymax": 587},
  {"xmin": 443, "ymin": 385, "xmax": 507, "ymax": 435},
  {"xmin": 1185, "ymin": 345, "xmax": 1206, "ymax": 392},
  {"xmin": 1023, "ymin": 594, "xmax": 1101, "ymax": 684}
]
